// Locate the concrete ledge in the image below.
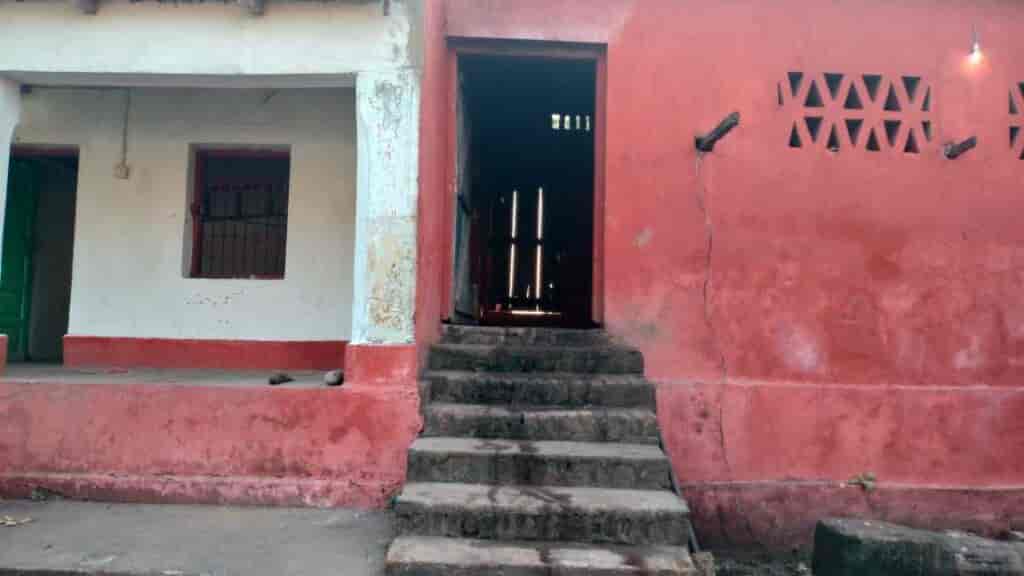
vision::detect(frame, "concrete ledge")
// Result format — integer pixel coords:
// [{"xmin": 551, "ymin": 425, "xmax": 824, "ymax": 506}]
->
[
  {"xmin": 0, "ymin": 472, "xmax": 396, "ymax": 509},
  {"xmin": 812, "ymin": 517, "xmax": 1024, "ymax": 576},
  {"xmin": 0, "ymin": 379, "xmax": 421, "ymax": 508},
  {"xmin": 344, "ymin": 343, "xmax": 418, "ymax": 386}
]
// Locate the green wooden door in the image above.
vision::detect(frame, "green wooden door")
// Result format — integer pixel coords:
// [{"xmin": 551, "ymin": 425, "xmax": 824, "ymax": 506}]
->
[{"xmin": 0, "ymin": 159, "xmax": 39, "ymax": 361}]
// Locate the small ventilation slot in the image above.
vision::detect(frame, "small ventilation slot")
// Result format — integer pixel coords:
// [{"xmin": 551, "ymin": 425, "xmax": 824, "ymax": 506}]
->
[
  {"xmin": 866, "ymin": 128, "xmax": 881, "ymax": 152},
  {"xmin": 1012, "ymin": 126, "xmax": 1020, "ymax": 148},
  {"xmin": 789, "ymin": 123, "xmax": 803, "ymax": 148},
  {"xmin": 884, "ymin": 120, "xmax": 901, "ymax": 147},
  {"xmin": 884, "ymin": 85, "xmax": 902, "ymax": 111},
  {"xmin": 922, "ymin": 121, "xmax": 932, "ymax": 142},
  {"xmin": 844, "ymin": 85, "xmax": 864, "ymax": 110},
  {"xmin": 826, "ymin": 125, "xmax": 841, "ymax": 151},
  {"xmin": 904, "ymin": 130, "xmax": 919, "ymax": 154},
  {"xmin": 825, "ymin": 73, "xmax": 844, "ymax": 100},
  {"xmin": 902, "ymin": 76, "xmax": 921, "ymax": 102},
  {"xmin": 845, "ymin": 119, "xmax": 863, "ymax": 145},
  {"xmin": 788, "ymin": 72, "xmax": 804, "ymax": 97},
  {"xmin": 805, "ymin": 81, "xmax": 824, "ymax": 107},
  {"xmin": 863, "ymin": 74, "xmax": 883, "ymax": 101},
  {"xmin": 1012, "ymin": 91, "xmax": 1019, "ymax": 115},
  {"xmin": 778, "ymin": 83, "xmax": 785, "ymax": 107},
  {"xmin": 805, "ymin": 116, "xmax": 824, "ymax": 142},
  {"xmin": 921, "ymin": 88, "xmax": 931, "ymax": 112}
]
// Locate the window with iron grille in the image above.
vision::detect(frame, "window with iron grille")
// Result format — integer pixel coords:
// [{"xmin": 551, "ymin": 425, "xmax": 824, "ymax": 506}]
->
[{"xmin": 189, "ymin": 148, "xmax": 290, "ymax": 279}]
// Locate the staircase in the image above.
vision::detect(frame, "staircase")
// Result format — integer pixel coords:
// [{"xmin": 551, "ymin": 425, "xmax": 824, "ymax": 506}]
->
[{"xmin": 386, "ymin": 325, "xmax": 697, "ymax": 575}]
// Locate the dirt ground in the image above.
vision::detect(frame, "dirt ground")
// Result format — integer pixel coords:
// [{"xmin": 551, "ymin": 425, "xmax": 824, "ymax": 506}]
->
[{"xmin": 707, "ymin": 550, "xmax": 813, "ymax": 576}]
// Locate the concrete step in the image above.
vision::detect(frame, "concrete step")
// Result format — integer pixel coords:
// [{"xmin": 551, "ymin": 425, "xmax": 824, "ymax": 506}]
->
[
  {"xmin": 407, "ymin": 438, "xmax": 672, "ymax": 490},
  {"xmin": 395, "ymin": 483, "xmax": 691, "ymax": 546},
  {"xmin": 422, "ymin": 403, "xmax": 660, "ymax": 444},
  {"xmin": 423, "ymin": 371, "xmax": 656, "ymax": 408},
  {"xmin": 428, "ymin": 344, "xmax": 644, "ymax": 374},
  {"xmin": 441, "ymin": 325, "xmax": 613, "ymax": 347},
  {"xmin": 386, "ymin": 536, "xmax": 697, "ymax": 575}
]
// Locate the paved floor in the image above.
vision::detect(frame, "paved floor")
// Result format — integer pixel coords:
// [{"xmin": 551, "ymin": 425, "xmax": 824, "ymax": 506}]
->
[
  {"xmin": 0, "ymin": 364, "xmax": 326, "ymax": 389},
  {"xmin": 0, "ymin": 500, "xmax": 394, "ymax": 575}
]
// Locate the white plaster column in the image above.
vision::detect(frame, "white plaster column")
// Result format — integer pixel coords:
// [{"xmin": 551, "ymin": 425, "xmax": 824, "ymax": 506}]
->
[
  {"xmin": 0, "ymin": 77, "xmax": 21, "ymax": 265},
  {"xmin": 351, "ymin": 69, "xmax": 420, "ymax": 345}
]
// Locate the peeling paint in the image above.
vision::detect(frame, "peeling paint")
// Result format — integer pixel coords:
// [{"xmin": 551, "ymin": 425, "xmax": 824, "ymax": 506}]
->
[
  {"xmin": 352, "ymin": 69, "xmax": 420, "ymax": 345},
  {"xmin": 774, "ymin": 322, "xmax": 825, "ymax": 375},
  {"xmin": 366, "ymin": 217, "xmax": 417, "ymax": 341},
  {"xmin": 633, "ymin": 227, "xmax": 653, "ymax": 248}
]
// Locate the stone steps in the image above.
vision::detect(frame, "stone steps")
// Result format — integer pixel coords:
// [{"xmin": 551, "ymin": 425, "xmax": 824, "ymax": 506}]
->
[
  {"xmin": 394, "ymin": 483, "xmax": 691, "ymax": 546},
  {"xmin": 422, "ymin": 403, "xmax": 661, "ymax": 444},
  {"xmin": 429, "ymin": 344, "xmax": 644, "ymax": 374},
  {"xmin": 441, "ymin": 325, "xmax": 613, "ymax": 347},
  {"xmin": 386, "ymin": 326, "xmax": 693, "ymax": 575},
  {"xmin": 407, "ymin": 437, "xmax": 672, "ymax": 490},
  {"xmin": 423, "ymin": 371, "xmax": 656, "ymax": 408},
  {"xmin": 387, "ymin": 536, "xmax": 697, "ymax": 575}
]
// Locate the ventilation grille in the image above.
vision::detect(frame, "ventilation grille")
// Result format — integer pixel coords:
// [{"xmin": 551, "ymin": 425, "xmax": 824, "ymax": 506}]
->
[
  {"xmin": 782, "ymin": 72, "xmax": 932, "ymax": 155},
  {"xmin": 1010, "ymin": 83, "xmax": 1024, "ymax": 159}
]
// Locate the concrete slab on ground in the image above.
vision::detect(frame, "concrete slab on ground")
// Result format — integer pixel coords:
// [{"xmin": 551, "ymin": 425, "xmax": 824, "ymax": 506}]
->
[{"xmin": 0, "ymin": 500, "xmax": 394, "ymax": 575}]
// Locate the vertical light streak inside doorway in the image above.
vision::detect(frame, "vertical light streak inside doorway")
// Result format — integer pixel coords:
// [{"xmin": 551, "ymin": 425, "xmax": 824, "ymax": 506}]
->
[
  {"xmin": 508, "ymin": 190, "xmax": 519, "ymax": 301},
  {"xmin": 535, "ymin": 187, "xmax": 544, "ymax": 309}
]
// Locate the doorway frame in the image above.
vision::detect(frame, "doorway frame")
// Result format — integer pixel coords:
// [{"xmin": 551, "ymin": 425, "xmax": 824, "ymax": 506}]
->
[
  {"xmin": 6, "ymin": 144, "xmax": 79, "ymax": 362},
  {"xmin": 441, "ymin": 38, "xmax": 607, "ymax": 327}
]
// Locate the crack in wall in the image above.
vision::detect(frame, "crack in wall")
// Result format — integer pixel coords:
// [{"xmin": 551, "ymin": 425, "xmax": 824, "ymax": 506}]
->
[{"xmin": 695, "ymin": 153, "xmax": 731, "ymax": 472}]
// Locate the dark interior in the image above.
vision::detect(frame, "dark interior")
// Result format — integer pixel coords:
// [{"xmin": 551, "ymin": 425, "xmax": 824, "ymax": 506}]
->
[
  {"xmin": 2, "ymin": 152, "xmax": 78, "ymax": 362},
  {"xmin": 457, "ymin": 55, "xmax": 596, "ymax": 327}
]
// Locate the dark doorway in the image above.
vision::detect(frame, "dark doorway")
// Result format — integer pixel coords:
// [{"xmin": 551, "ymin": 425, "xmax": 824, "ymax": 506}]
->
[
  {"xmin": 0, "ymin": 150, "xmax": 78, "ymax": 362},
  {"xmin": 452, "ymin": 55, "xmax": 597, "ymax": 328}
]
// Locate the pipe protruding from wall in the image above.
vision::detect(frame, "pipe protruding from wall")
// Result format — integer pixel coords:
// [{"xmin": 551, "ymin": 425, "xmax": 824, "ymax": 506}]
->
[
  {"xmin": 696, "ymin": 112, "xmax": 741, "ymax": 152},
  {"xmin": 239, "ymin": 0, "xmax": 265, "ymax": 16},
  {"xmin": 944, "ymin": 136, "xmax": 977, "ymax": 159},
  {"xmin": 73, "ymin": 0, "xmax": 98, "ymax": 14}
]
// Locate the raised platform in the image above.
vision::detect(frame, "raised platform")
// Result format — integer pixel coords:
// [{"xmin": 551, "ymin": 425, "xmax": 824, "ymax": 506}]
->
[
  {"xmin": 0, "ymin": 364, "xmax": 422, "ymax": 508},
  {"xmin": 0, "ymin": 364, "xmax": 327, "ymax": 388}
]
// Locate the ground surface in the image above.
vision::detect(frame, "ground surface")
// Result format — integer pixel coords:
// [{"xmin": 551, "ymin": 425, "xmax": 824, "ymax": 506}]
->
[
  {"xmin": 0, "ymin": 500, "xmax": 394, "ymax": 575},
  {"xmin": 0, "ymin": 499, "xmax": 810, "ymax": 575},
  {"xmin": 713, "ymin": 551, "xmax": 812, "ymax": 576}
]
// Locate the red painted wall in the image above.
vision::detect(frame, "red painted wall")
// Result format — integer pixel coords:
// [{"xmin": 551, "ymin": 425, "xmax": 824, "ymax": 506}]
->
[
  {"xmin": 63, "ymin": 337, "xmax": 347, "ymax": 372},
  {"xmin": 421, "ymin": 0, "xmax": 1024, "ymax": 549},
  {"xmin": 414, "ymin": 0, "xmax": 449, "ymax": 358},
  {"xmin": 0, "ymin": 380, "xmax": 421, "ymax": 508}
]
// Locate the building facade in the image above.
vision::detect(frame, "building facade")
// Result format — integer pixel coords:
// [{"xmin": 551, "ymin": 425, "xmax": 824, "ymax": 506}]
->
[
  {"xmin": 0, "ymin": 0, "xmax": 424, "ymax": 509},
  {"xmin": 415, "ymin": 0, "xmax": 1024, "ymax": 548},
  {"xmin": 2, "ymin": 0, "xmax": 1023, "ymax": 549}
]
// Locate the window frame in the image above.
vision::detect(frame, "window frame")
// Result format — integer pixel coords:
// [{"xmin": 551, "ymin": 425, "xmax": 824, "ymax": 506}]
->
[{"xmin": 188, "ymin": 146, "xmax": 292, "ymax": 280}]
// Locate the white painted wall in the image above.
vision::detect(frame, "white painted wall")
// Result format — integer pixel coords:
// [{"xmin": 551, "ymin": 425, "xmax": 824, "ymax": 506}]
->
[
  {"xmin": 0, "ymin": 78, "xmax": 20, "ymax": 264},
  {"xmin": 14, "ymin": 87, "xmax": 358, "ymax": 341},
  {"xmin": 0, "ymin": 1, "xmax": 418, "ymax": 79},
  {"xmin": 352, "ymin": 70, "xmax": 419, "ymax": 344}
]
